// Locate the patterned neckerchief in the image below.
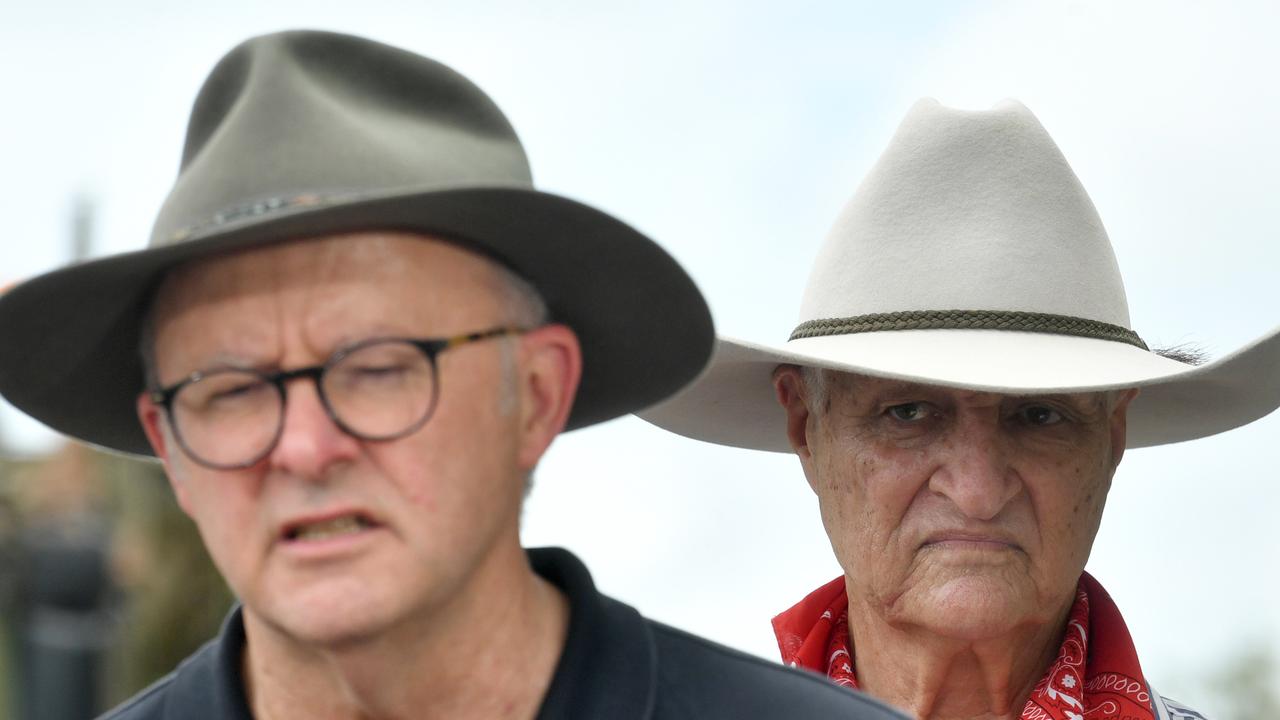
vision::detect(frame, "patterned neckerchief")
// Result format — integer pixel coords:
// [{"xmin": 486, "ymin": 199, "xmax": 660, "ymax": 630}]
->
[{"xmin": 772, "ymin": 572, "xmax": 1155, "ymax": 720}]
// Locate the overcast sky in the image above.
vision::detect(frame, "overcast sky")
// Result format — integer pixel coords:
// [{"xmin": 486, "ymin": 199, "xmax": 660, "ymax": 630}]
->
[{"xmin": 4, "ymin": 1, "xmax": 1278, "ymax": 713}]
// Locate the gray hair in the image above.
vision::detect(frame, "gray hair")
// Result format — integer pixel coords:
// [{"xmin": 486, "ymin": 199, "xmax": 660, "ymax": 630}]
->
[
  {"xmin": 798, "ymin": 365, "xmax": 833, "ymax": 414},
  {"xmin": 486, "ymin": 260, "xmax": 550, "ymax": 331},
  {"xmin": 484, "ymin": 261, "xmax": 549, "ymax": 498},
  {"xmin": 487, "ymin": 261, "xmax": 549, "ymax": 414}
]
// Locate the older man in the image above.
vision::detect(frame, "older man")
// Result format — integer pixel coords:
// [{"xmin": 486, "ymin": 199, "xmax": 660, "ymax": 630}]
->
[
  {"xmin": 643, "ymin": 99, "xmax": 1280, "ymax": 719},
  {"xmin": 0, "ymin": 31, "xmax": 904, "ymax": 720}
]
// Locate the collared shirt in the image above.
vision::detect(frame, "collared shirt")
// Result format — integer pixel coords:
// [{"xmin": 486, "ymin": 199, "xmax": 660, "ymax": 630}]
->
[{"xmin": 101, "ymin": 547, "xmax": 907, "ymax": 719}]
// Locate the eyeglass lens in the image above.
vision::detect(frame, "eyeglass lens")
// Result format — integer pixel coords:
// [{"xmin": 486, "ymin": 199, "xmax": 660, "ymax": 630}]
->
[{"xmin": 168, "ymin": 339, "xmax": 438, "ymax": 468}]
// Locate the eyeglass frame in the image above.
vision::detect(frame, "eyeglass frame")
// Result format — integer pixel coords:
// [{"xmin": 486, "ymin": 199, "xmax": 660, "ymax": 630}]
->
[{"xmin": 147, "ymin": 326, "xmax": 528, "ymax": 470}]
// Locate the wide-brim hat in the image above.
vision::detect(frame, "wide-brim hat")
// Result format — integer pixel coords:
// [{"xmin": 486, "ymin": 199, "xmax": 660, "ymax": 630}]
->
[
  {"xmin": 0, "ymin": 30, "xmax": 713, "ymax": 457},
  {"xmin": 640, "ymin": 99, "xmax": 1280, "ymax": 451}
]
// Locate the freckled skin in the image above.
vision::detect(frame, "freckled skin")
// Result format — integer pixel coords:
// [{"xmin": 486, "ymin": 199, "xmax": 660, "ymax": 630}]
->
[{"xmin": 776, "ymin": 369, "xmax": 1136, "ymax": 717}]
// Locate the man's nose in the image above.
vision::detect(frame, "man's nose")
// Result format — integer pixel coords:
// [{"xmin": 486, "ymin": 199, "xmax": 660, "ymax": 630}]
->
[
  {"xmin": 267, "ymin": 378, "xmax": 361, "ymax": 479},
  {"xmin": 926, "ymin": 413, "xmax": 1021, "ymax": 520}
]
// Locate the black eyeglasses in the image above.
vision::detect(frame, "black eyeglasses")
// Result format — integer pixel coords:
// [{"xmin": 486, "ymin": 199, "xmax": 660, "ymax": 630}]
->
[{"xmin": 150, "ymin": 327, "xmax": 524, "ymax": 470}]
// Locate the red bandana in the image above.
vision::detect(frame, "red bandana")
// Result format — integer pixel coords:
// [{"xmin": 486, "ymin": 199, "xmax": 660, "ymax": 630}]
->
[{"xmin": 772, "ymin": 572, "xmax": 1155, "ymax": 720}]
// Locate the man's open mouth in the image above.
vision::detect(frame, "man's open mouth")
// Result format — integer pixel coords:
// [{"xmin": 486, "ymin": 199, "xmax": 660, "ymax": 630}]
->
[{"xmin": 284, "ymin": 514, "xmax": 377, "ymax": 542}]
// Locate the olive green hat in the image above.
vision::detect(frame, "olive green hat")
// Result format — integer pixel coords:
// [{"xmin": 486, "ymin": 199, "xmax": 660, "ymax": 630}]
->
[{"xmin": 0, "ymin": 29, "xmax": 713, "ymax": 456}]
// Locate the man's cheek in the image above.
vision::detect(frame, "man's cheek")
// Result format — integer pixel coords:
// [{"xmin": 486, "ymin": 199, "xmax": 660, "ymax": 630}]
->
[{"xmin": 822, "ymin": 504, "xmax": 877, "ymax": 578}]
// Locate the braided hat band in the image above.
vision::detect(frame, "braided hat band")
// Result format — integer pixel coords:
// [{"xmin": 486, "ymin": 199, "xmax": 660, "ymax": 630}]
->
[{"xmin": 790, "ymin": 309, "xmax": 1148, "ymax": 350}]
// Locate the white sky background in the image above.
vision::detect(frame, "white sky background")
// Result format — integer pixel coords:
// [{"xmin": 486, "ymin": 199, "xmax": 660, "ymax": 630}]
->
[{"xmin": 3, "ymin": 0, "xmax": 1278, "ymax": 712}]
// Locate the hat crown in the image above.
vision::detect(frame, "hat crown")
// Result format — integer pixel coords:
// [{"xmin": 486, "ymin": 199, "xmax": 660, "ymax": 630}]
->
[
  {"xmin": 152, "ymin": 30, "xmax": 533, "ymax": 246},
  {"xmin": 799, "ymin": 99, "xmax": 1132, "ymax": 329}
]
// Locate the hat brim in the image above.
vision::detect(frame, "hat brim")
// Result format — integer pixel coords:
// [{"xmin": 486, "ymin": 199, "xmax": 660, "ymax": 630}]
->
[
  {"xmin": 0, "ymin": 185, "xmax": 713, "ymax": 457},
  {"xmin": 638, "ymin": 326, "xmax": 1280, "ymax": 451}
]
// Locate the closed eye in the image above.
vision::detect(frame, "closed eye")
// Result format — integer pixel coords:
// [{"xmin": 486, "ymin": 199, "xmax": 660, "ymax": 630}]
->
[
  {"xmin": 212, "ymin": 382, "xmax": 265, "ymax": 400},
  {"xmin": 353, "ymin": 364, "xmax": 409, "ymax": 377}
]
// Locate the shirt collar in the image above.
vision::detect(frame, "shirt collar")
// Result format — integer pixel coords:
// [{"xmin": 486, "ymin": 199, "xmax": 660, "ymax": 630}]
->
[
  {"xmin": 189, "ymin": 547, "xmax": 657, "ymax": 720},
  {"xmin": 530, "ymin": 546, "xmax": 657, "ymax": 720}
]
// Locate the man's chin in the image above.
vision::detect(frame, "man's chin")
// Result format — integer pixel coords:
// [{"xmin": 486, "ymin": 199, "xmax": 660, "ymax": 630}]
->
[
  {"xmin": 248, "ymin": 585, "xmax": 407, "ymax": 650},
  {"xmin": 889, "ymin": 574, "xmax": 1041, "ymax": 641}
]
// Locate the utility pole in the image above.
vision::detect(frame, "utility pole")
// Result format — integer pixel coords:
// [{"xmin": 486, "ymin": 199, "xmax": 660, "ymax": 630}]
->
[{"xmin": 71, "ymin": 193, "xmax": 94, "ymax": 263}]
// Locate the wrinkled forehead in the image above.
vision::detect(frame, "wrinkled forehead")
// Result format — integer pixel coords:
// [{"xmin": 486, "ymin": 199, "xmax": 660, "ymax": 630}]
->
[
  {"xmin": 144, "ymin": 231, "xmax": 516, "ymax": 373},
  {"xmin": 151, "ymin": 231, "xmax": 504, "ymax": 313},
  {"xmin": 812, "ymin": 367, "xmax": 1119, "ymax": 410}
]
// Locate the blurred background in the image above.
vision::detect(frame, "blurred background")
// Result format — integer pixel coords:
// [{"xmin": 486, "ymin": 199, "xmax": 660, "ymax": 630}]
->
[{"xmin": 2, "ymin": 1, "xmax": 1278, "ymax": 717}]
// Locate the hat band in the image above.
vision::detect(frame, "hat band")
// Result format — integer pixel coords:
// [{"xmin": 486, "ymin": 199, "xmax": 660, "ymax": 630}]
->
[{"xmin": 790, "ymin": 309, "xmax": 1149, "ymax": 350}]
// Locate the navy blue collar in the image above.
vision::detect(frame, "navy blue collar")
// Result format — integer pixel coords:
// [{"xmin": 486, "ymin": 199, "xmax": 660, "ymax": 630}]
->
[
  {"xmin": 160, "ymin": 547, "xmax": 655, "ymax": 720},
  {"xmin": 533, "ymin": 547, "xmax": 655, "ymax": 719}
]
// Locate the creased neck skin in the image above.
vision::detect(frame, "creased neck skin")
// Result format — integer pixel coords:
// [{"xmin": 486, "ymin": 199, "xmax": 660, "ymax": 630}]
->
[
  {"xmin": 848, "ymin": 587, "xmax": 1072, "ymax": 720},
  {"xmin": 243, "ymin": 536, "xmax": 569, "ymax": 720}
]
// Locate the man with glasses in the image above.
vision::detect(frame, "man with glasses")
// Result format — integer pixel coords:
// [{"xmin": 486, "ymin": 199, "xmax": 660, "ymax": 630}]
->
[{"xmin": 0, "ymin": 31, "xmax": 902, "ymax": 720}]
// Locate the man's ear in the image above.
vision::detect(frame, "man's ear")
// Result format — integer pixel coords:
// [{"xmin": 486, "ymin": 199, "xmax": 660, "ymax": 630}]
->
[
  {"xmin": 1108, "ymin": 388, "xmax": 1140, "ymax": 470},
  {"xmin": 514, "ymin": 324, "xmax": 582, "ymax": 470},
  {"xmin": 137, "ymin": 392, "xmax": 194, "ymax": 515},
  {"xmin": 772, "ymin": 365, "xmax": 814, "ymax": 463}
]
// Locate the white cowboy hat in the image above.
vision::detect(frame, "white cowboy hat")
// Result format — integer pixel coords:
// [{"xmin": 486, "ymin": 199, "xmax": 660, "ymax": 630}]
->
[{"xmin": 640, "ymin": 98, "xmax": 1280, "ymax": 451}]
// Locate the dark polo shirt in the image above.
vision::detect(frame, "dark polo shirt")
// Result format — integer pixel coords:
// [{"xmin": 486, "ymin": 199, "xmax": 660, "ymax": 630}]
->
[{"xmin": 100, "ymin": 547, "xmax": 905, "ymax": 719}]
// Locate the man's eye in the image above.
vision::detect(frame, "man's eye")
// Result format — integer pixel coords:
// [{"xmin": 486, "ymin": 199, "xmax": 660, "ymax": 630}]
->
[
  {"xmin": 212, "ymin": 382, "xmax": 263, "ymax": 401},
  {"xmin": 887, "ymin": 403, "xmax": 931, "ymax": 422},
  {"xmin": 343, "ymin": 364, "xmax": 413, "ymax": 387},
  {"xmin": 195, "ymin": 377, "xmax": 269, "ymax": 405},
  {"xmin": 355, "ymin": 364, "xmax": 407, "ymax": 377},
  {"xmin": 1018, "ymin": 405, "xmax": 1063, "ymax": 426}
]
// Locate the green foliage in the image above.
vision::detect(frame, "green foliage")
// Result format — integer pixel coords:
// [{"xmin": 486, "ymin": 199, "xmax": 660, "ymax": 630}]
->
[{"xmin": 98, "ymin": 454, "xmax": 235, "ymax": 704}]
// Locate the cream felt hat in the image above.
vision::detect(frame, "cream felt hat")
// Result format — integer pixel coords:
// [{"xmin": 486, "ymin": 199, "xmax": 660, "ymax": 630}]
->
[{"xmin": 640, "ymin": 98, "xmax": 1280, "ymax": 451}]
